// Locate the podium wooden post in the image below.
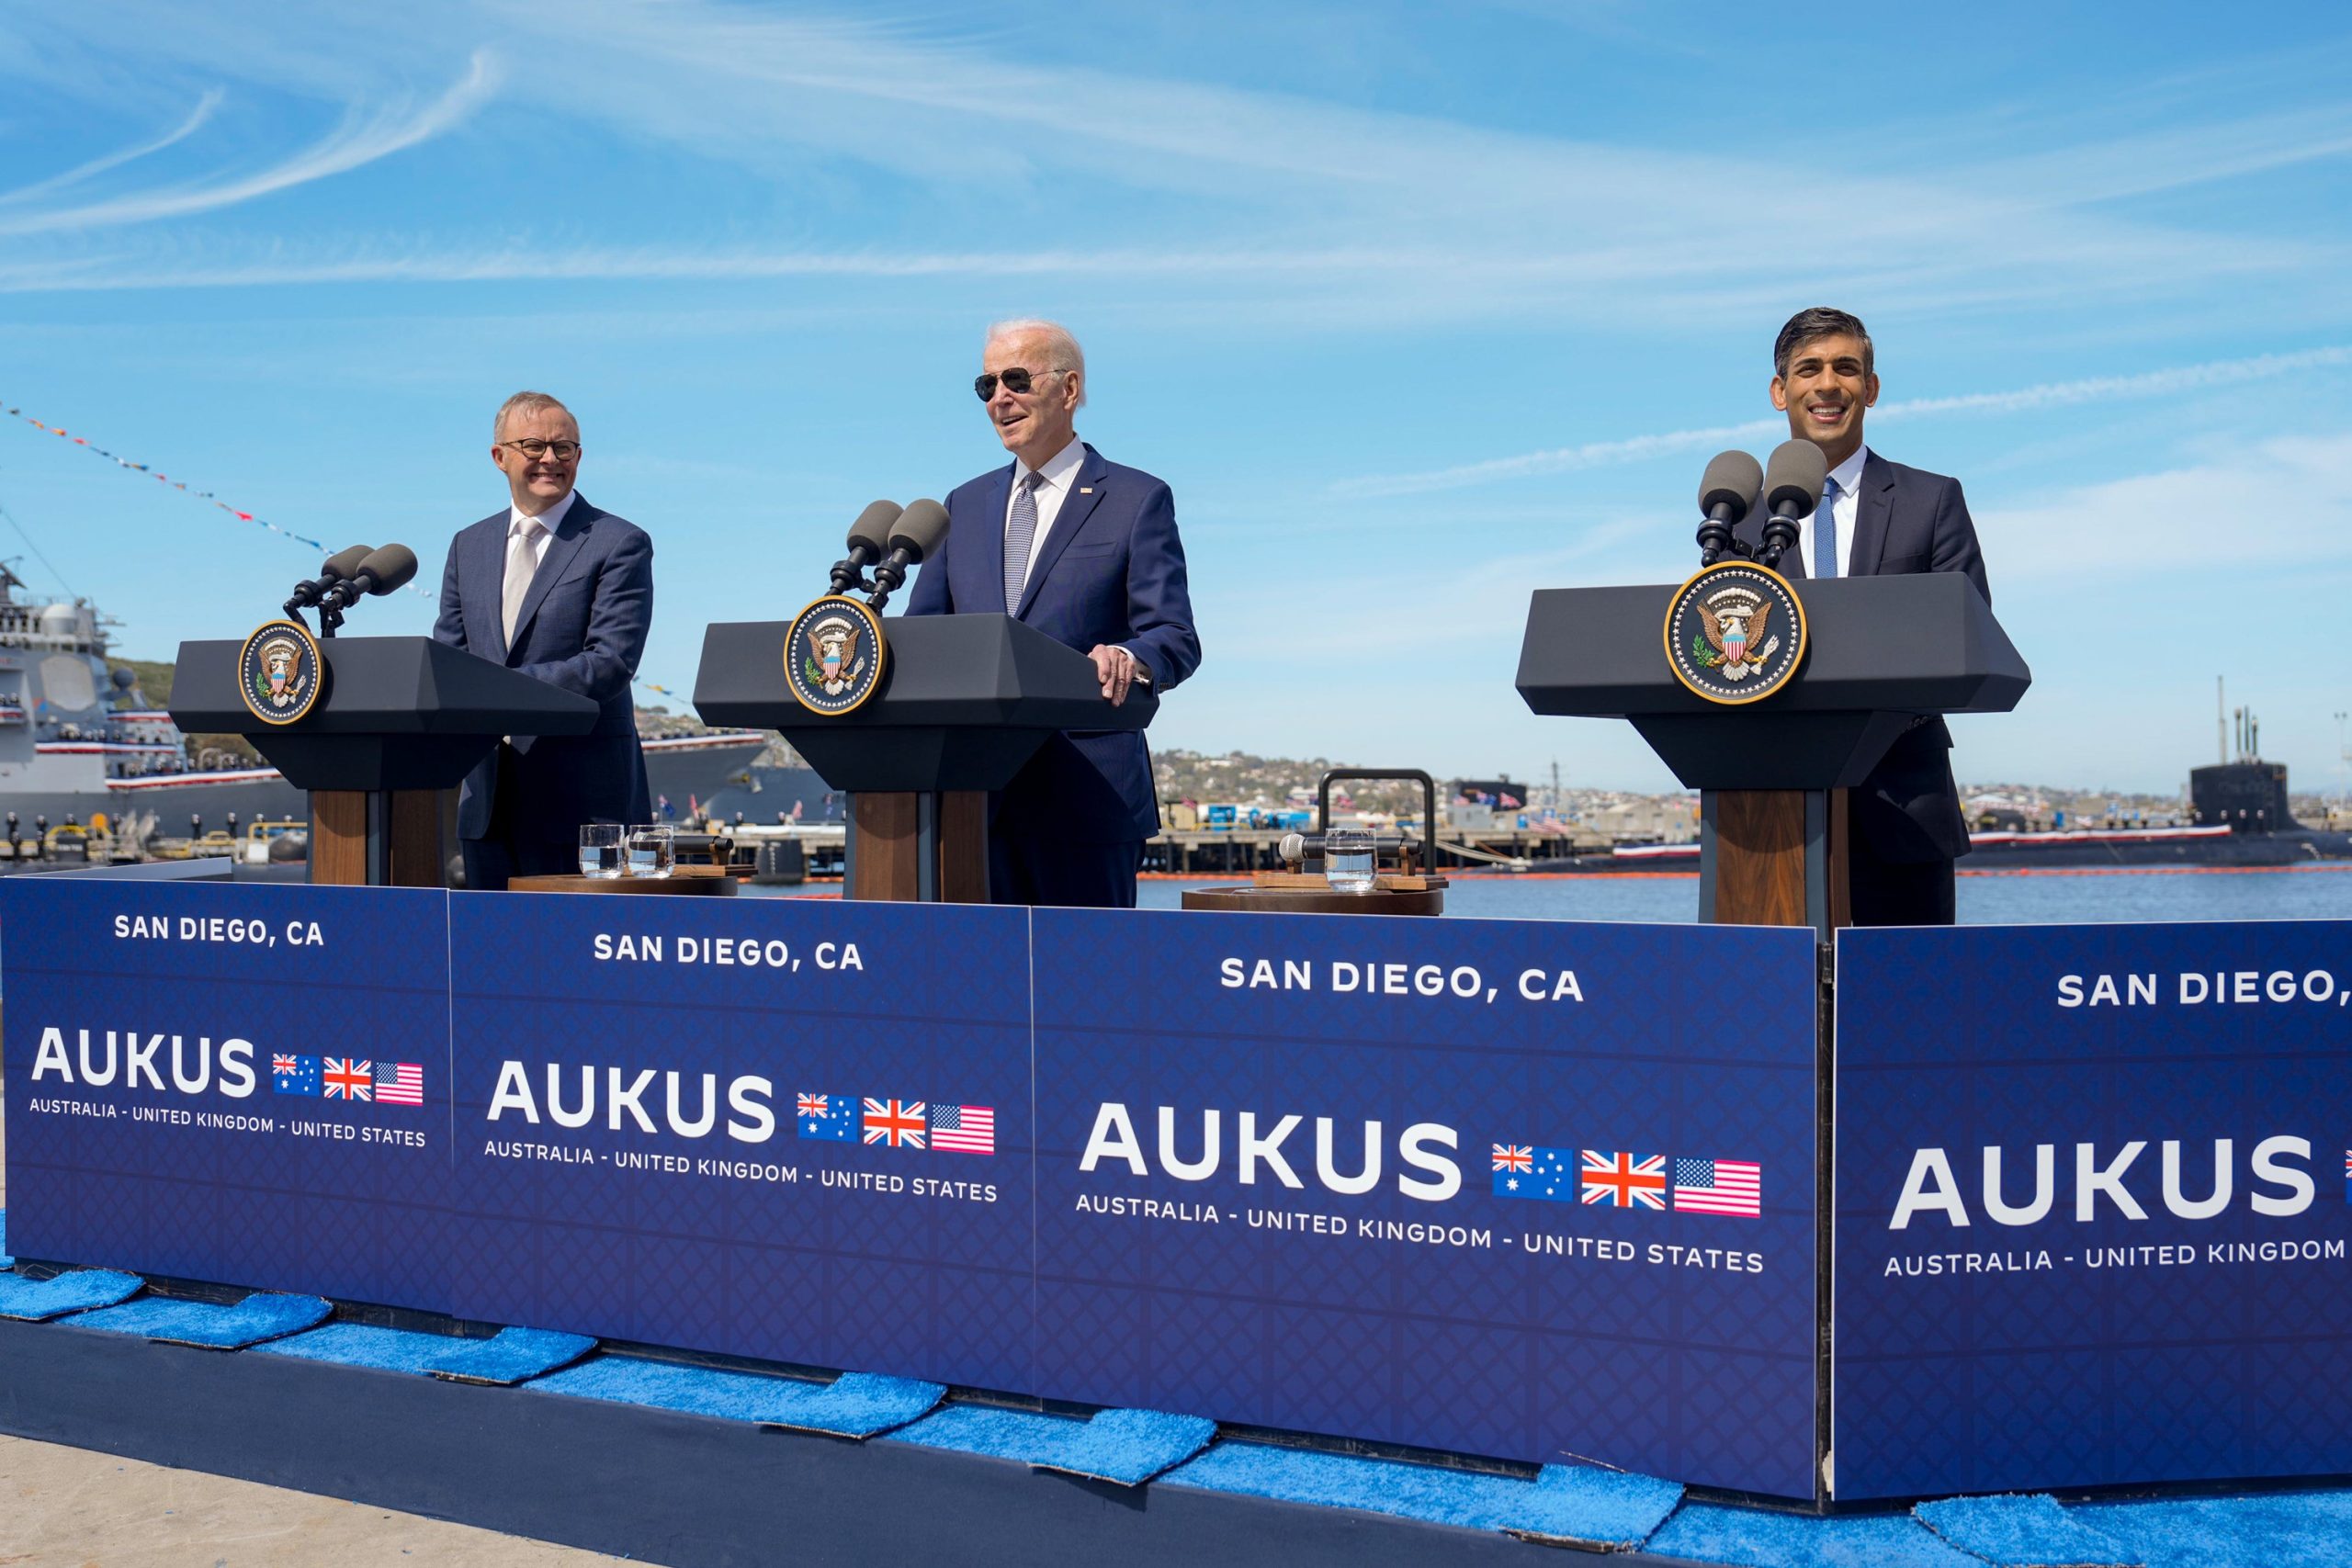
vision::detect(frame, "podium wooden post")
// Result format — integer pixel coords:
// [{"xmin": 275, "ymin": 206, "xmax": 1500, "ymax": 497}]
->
[
  {"xmin": 309, "ymin": 787, "xmax": 458, "ymax": 887},
  {"xmin": 847, "ymin": 789, "xmax": 989, "ymax": 902}
]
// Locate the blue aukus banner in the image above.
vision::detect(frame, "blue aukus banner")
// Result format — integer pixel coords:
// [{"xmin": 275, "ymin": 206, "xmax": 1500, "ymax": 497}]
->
[
  {"xmin": 1031, "ymin": 908, "xmax": 1821, "ymax": 1497},
  {"xmin": 444, "ymin": 891, "xmax": 1036, "ymax": 1390},
  {"xmin": 1836, "ymin": 920, "xmax": 2352, "ymax": 1499},
  {"xmin": 0, "ymin": 878, "xmax": 455, "ymax": 1308}
]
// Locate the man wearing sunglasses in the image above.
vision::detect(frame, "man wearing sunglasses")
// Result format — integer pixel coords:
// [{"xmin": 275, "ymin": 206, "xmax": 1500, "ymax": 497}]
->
[
  {"xmin": 906, "ymin": 319, "xmax": 1202, "ymax": 908},
  {"xmin": 432, "ymin": 390, "xmax": 654, "ymax": 890}
]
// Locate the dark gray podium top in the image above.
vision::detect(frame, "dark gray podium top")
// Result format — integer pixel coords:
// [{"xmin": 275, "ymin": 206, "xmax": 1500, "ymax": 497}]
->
[
  {"xmin": 695, "ymin": 613, "xmax": 1154, "ymax": 794},
  {"xmin": 170, "ymin": 635, "xmax": 597, "ymax": 793},
  {"xmin": 173, "ymin": 635, "xmax": 598, "ymax": 737},
  {"xmin": 1517, "ymin": 574, "xmax": 2030, "ymax": 790}
]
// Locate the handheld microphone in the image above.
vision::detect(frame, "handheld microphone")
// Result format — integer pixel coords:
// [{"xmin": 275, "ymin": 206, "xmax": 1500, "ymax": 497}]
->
[
  {"xmin": 866, "ymin": 499, "xmax": 949, "ymax": 610},
  {"xmin": 1694, "ymin": 451, "xmax": 1763, "ymax": 566},
  {"xmin": 320, "ymin": 543, "xmax": 419, "ymax": 610},
  {"xmin": 1757, "ymin": 440, "xmax": 1826, "ymax": 570},
  {"xmin": 284, "ymin": 544, "xmax": 376, "ymax": 615},
  {"xmin": 830, "ymin": 501, "xmax": 902, "ymax": 595}
]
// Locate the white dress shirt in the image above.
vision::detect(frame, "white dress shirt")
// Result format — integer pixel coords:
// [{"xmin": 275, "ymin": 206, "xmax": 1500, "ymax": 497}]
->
[
  {"xmin": 507, "ymin": 487, "xmax": 576, "ymax": 579},
  {"xmin": 1800, "ymin": 446, "xmax": 1865, "ymax": 580},
  {"xmin": 1003, "ymin": 435, "xmax": 1086, "ymax": 593}
]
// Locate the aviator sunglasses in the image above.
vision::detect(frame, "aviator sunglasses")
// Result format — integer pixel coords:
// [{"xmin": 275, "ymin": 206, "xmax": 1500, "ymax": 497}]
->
[{"xmin": 973, "ymin": 367, "xmax": 1066, "ymax": 400}]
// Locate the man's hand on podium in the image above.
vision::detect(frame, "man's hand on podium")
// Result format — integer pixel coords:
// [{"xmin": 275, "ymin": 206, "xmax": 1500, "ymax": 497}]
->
[{"xmin": 1089, "ymin": 643, "xmax": 1150, "ymax": 705}]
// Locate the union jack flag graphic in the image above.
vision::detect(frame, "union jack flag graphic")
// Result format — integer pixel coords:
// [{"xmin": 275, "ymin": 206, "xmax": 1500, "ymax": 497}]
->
[
  {"xmin": 863, "ymin": 1098, "xmax": 926, "ymax": 1148},
  {"xmin": 797, "ymin": 1093, "xmax": 831, "ymax": 1119},
  {"xmin": 322, "ymin": 1057, "xmax": 374, "ymax": 1101},
  {"xmin": 1491, "ymin": 1144, "xmax": 1533, "ymax": 1173},
  {"xmin": 1581, "ymin": 1150, "xmax": 1668, "ymax": 1210}
]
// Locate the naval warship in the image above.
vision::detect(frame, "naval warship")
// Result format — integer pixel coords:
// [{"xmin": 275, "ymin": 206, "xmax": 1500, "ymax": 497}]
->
[{"xmin": 0, "ymin": 567, "xmax": 767, "ymax": 840}]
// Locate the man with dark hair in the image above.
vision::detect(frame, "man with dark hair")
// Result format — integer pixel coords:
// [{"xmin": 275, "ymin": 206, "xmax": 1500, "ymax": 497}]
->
[
  {"xmin": 433, "ymin": 391, "xmax": 654, "ymax": 890},
  {"xmin": 1737, "ymin": 308, "xmax": 1988, "ymax": 925}
]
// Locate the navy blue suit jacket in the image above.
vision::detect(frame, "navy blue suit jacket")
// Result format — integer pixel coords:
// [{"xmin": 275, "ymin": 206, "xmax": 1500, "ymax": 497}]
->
[
  {"xmin": 1736, "ymin": 450, "xmax": 1988, "ymax": 862},
  {"xmin": 905, "ymin": 444, "xmax": 1201, "ymax": 843},
  {"xmin": 432, "ymin": 493, "xmax": 653, "ymax": 842}
]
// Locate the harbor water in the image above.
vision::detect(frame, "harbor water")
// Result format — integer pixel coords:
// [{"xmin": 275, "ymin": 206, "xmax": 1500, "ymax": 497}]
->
[{"xmin": 748, "ymin": 864, "xmax": 2352, "ymax": 922}]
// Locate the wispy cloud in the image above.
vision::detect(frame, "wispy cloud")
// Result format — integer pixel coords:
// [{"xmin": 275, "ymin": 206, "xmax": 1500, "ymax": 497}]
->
[
  {"xmin": 1340, "ymin": 345, "xmax": 2352, "ymax": 498},
  {"xmin": 0, "ymin": 51, "xmax": 497, "ymax": 238},
  {"xmin": 0, "ymin": 88, "xmax": 223, "ymax": 207}
]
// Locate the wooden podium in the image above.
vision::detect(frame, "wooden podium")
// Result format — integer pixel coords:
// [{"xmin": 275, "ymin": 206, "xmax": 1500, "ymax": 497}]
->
[
  {"xmin": 168, "ymin": 636, "xmax": 599, "ymax": 886},
  {"xmin": 1517, "ymin": 574, "xmax": 2030, "ymax": 935},
  {"xmin": 695, "ymin": 614, "xmax": 1155, "ymax": 902}
]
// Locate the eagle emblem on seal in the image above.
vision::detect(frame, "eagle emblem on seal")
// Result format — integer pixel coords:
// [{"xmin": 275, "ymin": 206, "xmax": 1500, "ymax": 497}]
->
[
  {"xmin": 1691, "ymin": 588, "xmax": 1781, "ymax": 680},
  {"xmin": 802, "ymin": 614, "xmax": 867, "ymax": 697}
]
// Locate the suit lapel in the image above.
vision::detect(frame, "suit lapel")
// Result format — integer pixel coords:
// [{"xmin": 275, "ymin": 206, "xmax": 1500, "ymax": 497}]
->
[
  {"xmin": 470, "ymin": 513, "xmax": 513, "ymax": 660},
  {"xmin": 975, "ymin": 465, "xmax": 1012, "ymax": 613},
  {"xmin": 1015, "ymin": 445, "xmax": 1110, "ymax": 619},
  {"xmin": 506, "ymin": 496, "xmax": 594, "ymax": 661},
  {"xmin": 1849, "ymin": 451, "xmax": 1895, "ymax": 578}
]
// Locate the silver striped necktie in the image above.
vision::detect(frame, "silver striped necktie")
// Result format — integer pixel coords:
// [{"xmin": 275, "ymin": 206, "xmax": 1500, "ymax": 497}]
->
[
  {"xmin": 1816, "ymin": 476, "xmax": 1841, "ymax": 577},
  {"xmin": 1002, "ymin": 469, "xmax": 1045, "ymax": 613}
]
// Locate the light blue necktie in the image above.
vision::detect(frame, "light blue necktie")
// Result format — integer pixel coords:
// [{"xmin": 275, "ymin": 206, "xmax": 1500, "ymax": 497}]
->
[
  {"xmin": 1816, "ymin": 475, "xmax": 1841, "ymax": 578},
  {"xmin": 1003, "ymin": 469, "xmax": 1045, "ymax": 613}
]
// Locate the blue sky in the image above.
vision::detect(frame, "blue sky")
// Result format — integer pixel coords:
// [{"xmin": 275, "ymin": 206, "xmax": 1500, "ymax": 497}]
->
[{"xmin": 1, "ymin": 2, "xmax": 2348, "ymax": 795}]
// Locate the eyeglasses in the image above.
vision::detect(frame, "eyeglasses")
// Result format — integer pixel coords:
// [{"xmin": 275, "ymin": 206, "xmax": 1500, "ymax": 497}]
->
[
  {"xmin": 500, "ymin": 439, "xmax": 581, "ymax": 460},
  {"xmin": 973, "ymin": 367, "xmax": 1065, "ymax": 400}
]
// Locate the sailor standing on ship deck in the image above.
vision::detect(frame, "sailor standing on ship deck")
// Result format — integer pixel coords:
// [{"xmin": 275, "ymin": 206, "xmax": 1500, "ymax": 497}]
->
[
  {"xmin": 433, "ymin": 391, "xmax": 654, "ymax": 891},
  {"xmin": 907, "ymin": 320, "xmax": 1202, "ymax": 908}
]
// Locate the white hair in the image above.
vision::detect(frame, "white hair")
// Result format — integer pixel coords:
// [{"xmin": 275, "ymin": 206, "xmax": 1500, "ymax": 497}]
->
[
  {"xmin": 493, "ymin": 389, "xmax": 574, "ymax": 441},
  {"xmin": 985, "ymin": 318, "xmax": 1086, "ymax": 405}
]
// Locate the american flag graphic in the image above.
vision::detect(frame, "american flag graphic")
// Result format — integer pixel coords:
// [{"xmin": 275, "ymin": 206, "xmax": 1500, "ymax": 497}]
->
[
  {"xmin": 1581, "ymin": 1150, "xmax": 1668, "ymax": 1210},
  {"xmin": 374, "ymin": 1061, "xmax": 424, "ymax": 1106},
  {"xmin": 863, "ymin": 1098, "xmax": 926, "ymax": 1148},
  {"xmin": 322, "ymin": 1057, "xmax": 374, "ymax": 1101},
  {"xmin": 929, "ymin": 1104, "xmax": 996, "ymax": 1155},
  {"xmin": 1491, "ymin": 1144, "xmax": 1533, "ymax": 1173},
  {"xmin": 2344, "ymin": 1148, "xmax": 2351, "ymax": 1202},
  {"xmin": 1673, "ymin": 1157, "xmax": 1762, "ymax": 1217}
]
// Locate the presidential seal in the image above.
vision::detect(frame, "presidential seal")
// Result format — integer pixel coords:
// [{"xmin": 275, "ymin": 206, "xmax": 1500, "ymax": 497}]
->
[
  {"xmin": 236, "ymin": 618, "xmax": 324, "ymax": 726},
  {"xmin": 784, "ymin": 594, "xmax": 887, "ymax": 716},
  {"xmin": 1663, "ymin": 561, "xmax": 1806, "ymax": 705}
]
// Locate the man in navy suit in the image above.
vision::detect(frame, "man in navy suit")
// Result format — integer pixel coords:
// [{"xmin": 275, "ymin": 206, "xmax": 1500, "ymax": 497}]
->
[
  {"xmin": 433, "ymin": 391, "xmax": 654, "ymax": 891},
  {"xmin": 1736, "ymin": 308, "xmax": 1990, "ymax": 926},
  {"xmin": 907, "ymin": 320, "xmax": 1201, "ymax": 908}
]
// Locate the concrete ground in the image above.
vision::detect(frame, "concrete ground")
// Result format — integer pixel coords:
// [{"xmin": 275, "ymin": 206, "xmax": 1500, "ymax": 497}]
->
[{"xmin": 2, "ymin": 1072, "xmax": 630, "ymax": 1566}]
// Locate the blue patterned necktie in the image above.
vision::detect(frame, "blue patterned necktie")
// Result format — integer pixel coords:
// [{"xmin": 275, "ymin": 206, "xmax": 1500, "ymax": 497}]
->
[
  {"xmin": 1816, "ymin": 475, "xmax": 1841, "ymax": 578},
  {"xmin": 1003, "ymin": 469, "xmax": 1045, "ymax": 613}
]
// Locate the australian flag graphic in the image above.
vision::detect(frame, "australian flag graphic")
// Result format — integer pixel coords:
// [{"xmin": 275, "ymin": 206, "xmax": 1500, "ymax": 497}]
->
[
  {"xmin": 272, "ymin": 1054, "xmax": 322, "ymax": 1097},
  {"xmin": 797, "ymin": 1091, "xmax": 857, "ymax": 1142}
]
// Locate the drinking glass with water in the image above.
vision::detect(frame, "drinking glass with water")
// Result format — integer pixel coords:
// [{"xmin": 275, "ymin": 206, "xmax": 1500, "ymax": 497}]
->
[
  {"xmin": 627, "ymin": 824, "xmax": 675, "ymax": 879},
  {"xmin": 1322, "ymin": 828, "xmax": 1376, "ymax": 893},
  {"xmin": 578, "ymin": 823, "xmax": 625, "ymax": 879}
]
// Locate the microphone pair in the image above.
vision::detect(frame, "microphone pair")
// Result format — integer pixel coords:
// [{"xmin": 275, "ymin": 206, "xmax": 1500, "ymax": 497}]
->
[
  {"xmin": 1695, "ymin": 442, "xmax": 1826, "ymax": 570},
  {"xmin": 830, "ymin": 499, "xmax": 950, "ymax": 611},
  {"xmin": 285, "ymin": 543, "xmax": 419, "ymax": 617}
]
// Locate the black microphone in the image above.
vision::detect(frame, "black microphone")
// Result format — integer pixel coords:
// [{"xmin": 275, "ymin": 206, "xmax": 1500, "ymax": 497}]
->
[
  {"xmin": 866, "ymin": 499, "xmax": 949, "ymax": 609},
  {"xmin": 830, "ymin": 501, "xmax": 902, "ymax": 595},
  {"xmin": 1757, "ymin": 440, "xmax": 1826, "ymax": 570},
  {"xmin": 284, "ymin": 544, "xmax": 376, "ymax": 615},
  {"xmin": 1694, "ymin": 451, "xmax": 1763, "ymax": 566},
  {"xmin": 320, "ymin": 543, "xmax": 419, "ymax": 610}
]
